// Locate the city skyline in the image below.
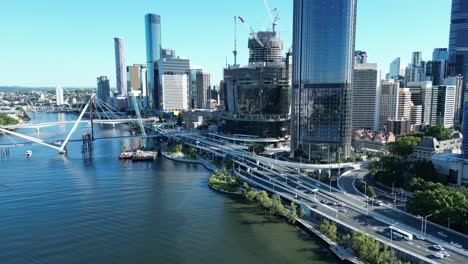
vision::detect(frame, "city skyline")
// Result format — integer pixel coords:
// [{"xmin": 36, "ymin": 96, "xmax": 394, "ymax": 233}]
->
[{"xmin": 0, "ymin": 0, "xmax": 452, "ymax": 87}]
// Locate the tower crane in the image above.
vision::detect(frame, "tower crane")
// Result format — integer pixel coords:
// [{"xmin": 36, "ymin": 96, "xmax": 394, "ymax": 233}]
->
[
  {"xmin": 238, "ymin": 16, "xmax": 264, "ymax": 48},
  {"xmin": 263, "ymin": 0, "xmax": 280, "ymax": 32}
]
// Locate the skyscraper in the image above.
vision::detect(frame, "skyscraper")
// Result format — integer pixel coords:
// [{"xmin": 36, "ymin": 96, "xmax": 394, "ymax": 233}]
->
[
  {"xmin": 56, "ymin": 86, "xmax": 64, "ymax": 106},
  {"xmin": 196, "ymin": 72, "xmax": 210, "ymax": 109},
  {"xmin": 449, "ymin": 0, "xmax": 468, "ymax": 80},
  {"xmin": 159, "ymin": 56, "xmax": 191, "ymax": 110},
  {"xmin": 291, "ymin": 0, "xmax": 357, "ymax": 161},
  {"xmin": 145, "ymin": 14, "xmax": 162, "ymax": 111},
  {"xmin": 352, "ymin": 63, "xmax": 378, "ymax": 130},
  {"xmin": 97, "ymin": 76, "xmax": 110, "ymax": 102},
  {"xmin": 378, "ymin": 80, "xmax": 399, "ymax": 130},
  {"xmin": 114, "ymin": 38, "xmax": 127, "ymax": 96},
  {"xmin": 389, "ymin": 57, "xmax": 403, "ymax": 79},
  {"xmin": 449, "ymin": 0, "xmax": 468, "ymax": 124}
]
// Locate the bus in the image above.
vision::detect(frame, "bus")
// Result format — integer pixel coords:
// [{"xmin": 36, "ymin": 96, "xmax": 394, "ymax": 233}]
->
[{"xmin": 389, "ymin": 226, "xmax": 413, "ymax": 241}]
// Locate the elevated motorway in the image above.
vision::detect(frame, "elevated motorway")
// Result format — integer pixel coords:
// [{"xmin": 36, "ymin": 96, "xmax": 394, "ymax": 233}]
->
[
  {"xmin": 232, "ymin": 158, "xmax": 463, "ymax": 264},
  {"xmin": 158, "ymin": 128, "xmax": 468, "ymax": 262}
]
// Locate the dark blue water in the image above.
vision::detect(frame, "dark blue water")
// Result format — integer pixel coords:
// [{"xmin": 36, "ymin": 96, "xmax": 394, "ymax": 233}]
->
[{"xmin": 0, "ymin": 113, "xmax": 338, "ymax": 263}]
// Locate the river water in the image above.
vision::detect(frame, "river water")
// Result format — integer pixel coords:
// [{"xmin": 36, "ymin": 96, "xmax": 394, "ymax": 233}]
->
[{"xmin": 0, "ymin": 113, "xmax": 339, "ymax": 263}]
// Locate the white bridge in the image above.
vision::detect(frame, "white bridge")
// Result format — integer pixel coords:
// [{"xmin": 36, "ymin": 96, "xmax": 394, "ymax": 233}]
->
[{"xmin": 0, "ymin": 94, "xmax": 152, "ymax": 153}]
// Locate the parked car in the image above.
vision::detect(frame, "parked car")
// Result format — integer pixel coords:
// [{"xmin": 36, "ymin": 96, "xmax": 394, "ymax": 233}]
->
[
  {"xmin": 441, "ymin": 251, "xmax": 450, "ymax": 257},
  {"xmin": 339, "ymin": 209, "xmax": 347, "ymax": 214}
]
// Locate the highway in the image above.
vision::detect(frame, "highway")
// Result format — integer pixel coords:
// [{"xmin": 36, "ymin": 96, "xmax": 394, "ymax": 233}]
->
[{"xmin": 159, "ymin": 128, "xmax": 468, "ymax": 263}]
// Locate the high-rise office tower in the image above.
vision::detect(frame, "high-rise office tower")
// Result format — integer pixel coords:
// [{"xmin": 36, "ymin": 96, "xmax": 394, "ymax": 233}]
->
[
  {"xmin": 196, "ymin": 72, "xmax": 210, "ymax": 109},
  {"xmin": 291, "ymin": 0, "xmax": 357, "ymax": 161},
  {"xmin": 389, "ymin": 57, "xmax": 403, "ymax": 78},
  {"xmin": 145, "ymin": 14, "xmax": 162, "ymax": 111},
  {"xmin": 97, "ymin": 76, "xmax": 110, "ymax": 102},
  {"xmin": 161, "ymin": 74, "xmax": 188, "ymax": 110},
  {"xmin": 159, "ymin": 56, "xmax": 191, "ymax": 110},
  {"xmin": 405, "ymin": 52, "xmax": 425, "ymax": 85},
  {"xmin": 449, "ymin": 0, "xmax": 468, "ymax": 125},
  {"xmin": 435, "ymin": 85, "xmax": 456, "ymax": 128},
  {"xmin": 114, "ymin": 38, "xmax": 127, "ymax": 96},
  {"xmin": 354, "ymin": 50, "xmax": 368, "ymax": 64},
  {"xmin": 397, "ymin": 88, "xmax": 412, "ymax": 119},
  {"xmin": 445, "ymin": 75, "xmax": 463, "ymax": 123},
  {"xmin": 433, "ymin": 48, "xmax": 449, "ymax": 61},
  {"xmin": 449, "ymin": 0, "xmax": 468, "ymax": 81},
  {"xmin": 426, "ymin": 48, "xmax": 449, "ymax": 86},
  {"xmin": 406, "ymin": 81, "xmax": 434, "ymax": 126},
  {"xmin": 412, "ymin": 51, "xmax": 422, "ymax": 66},
  {"xmin": 189, "ymin": 67, "xmax": 203, "ymax": 108},
  {"xmin": 352, "ymin": 63, "xmax": 378, "ymax": 130},
  {"xmin": 56, "ymin": 86, "xmax": 64, "ymax": 106},
  {"xmin": 378, "ymin": 80, "xmax": 399, "ymax": 130},
  {"xmin": 462, "ymin": 101, "xmax": 468, "ymax": 158},
  {"xmin": 127, "ymin": 64, "xmax": 143, "ymax": 93}
]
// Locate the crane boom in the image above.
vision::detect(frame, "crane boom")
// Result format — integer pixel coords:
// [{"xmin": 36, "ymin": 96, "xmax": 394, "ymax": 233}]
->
[
  {"xmin": 263, "ymin": 0, "xmax": 280, "ymax": 32},
  {"xmin": 238, "ymin": 16, "xmax": 264, "ymax": 48}
]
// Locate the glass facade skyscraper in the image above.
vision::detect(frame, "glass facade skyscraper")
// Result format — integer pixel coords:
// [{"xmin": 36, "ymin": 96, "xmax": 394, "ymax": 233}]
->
[
  {"xmin": 291, "ymin": 0, "xmax": 357, "ymax": 162},
  {"xmin": 145, "ymin": 14, "xmax": 162, "ymax": 111}
]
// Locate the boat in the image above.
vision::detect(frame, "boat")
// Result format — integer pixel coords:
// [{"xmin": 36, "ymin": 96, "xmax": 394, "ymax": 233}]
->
[
  {"xmin": 131, "ymin": 149, "xmax": 155, "ymax": 162},
  {"xmin": 25, "ymin": 150, "xmax": 32, "ymax": 157},
  {"xmin": 119, "ymin": 151, "xmax": 133, "ymax": 160}
]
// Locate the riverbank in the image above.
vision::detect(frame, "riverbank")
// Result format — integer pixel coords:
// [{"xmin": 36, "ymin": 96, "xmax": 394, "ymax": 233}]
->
[{"xmin": 160, "ymin": 151, "xmax": 219, "ymax": 172}]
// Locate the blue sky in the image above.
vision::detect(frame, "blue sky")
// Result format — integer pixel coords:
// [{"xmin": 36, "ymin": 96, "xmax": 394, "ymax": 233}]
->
[{"xmin": 0, "ymin": 0, "xmax": 451, "ymax": 87}]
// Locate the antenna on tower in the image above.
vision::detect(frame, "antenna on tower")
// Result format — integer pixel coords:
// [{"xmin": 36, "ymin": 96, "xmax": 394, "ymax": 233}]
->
[{"xmin": 233, "ymin": 16, "xmax": 238, "ymax": 66}]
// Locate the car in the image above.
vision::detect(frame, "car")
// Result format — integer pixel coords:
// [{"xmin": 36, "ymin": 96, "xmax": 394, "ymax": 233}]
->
[
  {"xmin": 320, "ymin": 200, "xmax": 327, "ymax": 204},
  {"xmin": 312, "ymin": 204, "xmax": 318, "ymax": 209},
  {"xmin": 432, "ymin": 244, "xmax": 444, "ymax": 251},
  {"xmin": 437, "ymin": 231, "xmax": 448, "ymax": 238},
  {"xmin": 332, "ymin": 202, "xmax": 338, "ymax": 206},
  {"xmin": 441, "ymin": 251, "xmax": 450, "ymax": 257},
  {"xmin": 432, "ymin": 252, "xmax": 444, "ymax": 259},
  {"xmin": 450, "ymin": 241, "xmax": 463, "ymax": 249},
  {"xmin": 339, "ymin": 209, "xmax": 347, "ymax": 213},
  {"xmin": 304, "ymin": 190, "xmax": 311, "ymax": 194},
  {"xmin": 338, "ymin": 202, "xmax": 344, "ymax": 207},
  {"xmin": 415, "ymin": 235, "xmax": 425, "ymax": 240}
]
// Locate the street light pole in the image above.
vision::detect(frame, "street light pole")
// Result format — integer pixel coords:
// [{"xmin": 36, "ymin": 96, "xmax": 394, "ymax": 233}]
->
[{"xmin": 424, "ymin": 214, "xmax": 433, "ymax": 236}]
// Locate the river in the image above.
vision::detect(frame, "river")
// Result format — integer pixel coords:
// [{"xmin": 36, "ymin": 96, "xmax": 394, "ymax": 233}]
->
[{"xmin": 0, "ymin": 113, "xmax": 339, "ymax": 263}]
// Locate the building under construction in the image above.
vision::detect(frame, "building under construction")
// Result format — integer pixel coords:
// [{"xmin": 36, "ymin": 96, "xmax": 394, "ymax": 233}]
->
[{"xmin": 220, "ymin": 29, "xmax": 291, "ymax": 139}]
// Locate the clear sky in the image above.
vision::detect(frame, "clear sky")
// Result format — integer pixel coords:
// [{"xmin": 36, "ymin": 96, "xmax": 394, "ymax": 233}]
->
[{"xmin": 0, "ymin": 0, "xmax": 451, "ymax": 88}]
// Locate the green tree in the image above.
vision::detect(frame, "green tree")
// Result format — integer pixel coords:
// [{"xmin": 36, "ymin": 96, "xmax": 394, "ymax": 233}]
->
[
  {"xmin": 271, "ymin": 194, "xmax": 285, "ymax": 215},
  {"xmin": 388, "ymin": 135, "xmax": 421, "ymax": 157},
  {"xmin": 423, "ymin": 125, "xmax": 452, "ymax": 141},
  {"xmin": 299, "ymin": 209, "xmax": 306, "ymax": 218},
  {"xmin": 407, "ymin": 186, "xmax": 468, "ymax": 233},
  {"xmin": 176, "ymin": 114, "xmax": 183, "ymax": 126},
  {"xmin": 366, "ymin": 186, "xmax": 376, "ymax": 198},
  {"xmin": 369, "ymin": 156, "xmax": 407, "ymax": 188},
  {"xmin": 319, "ymin": 220, "xmax": 337, "ymax": 241},
  {"xmin": 413, "ymin": 160, "xmax": 439, "ymax": 182},
  {"xmin": 288, "ymin": 202, "xmax": 298, "ymax": 224},
  {"xmin": 245, "ymin": 190, "xmax": 258, "ymax": 201},
  {"xmin": 0, "ymin": 114, "xmax": 19, "ymax": 126}
]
